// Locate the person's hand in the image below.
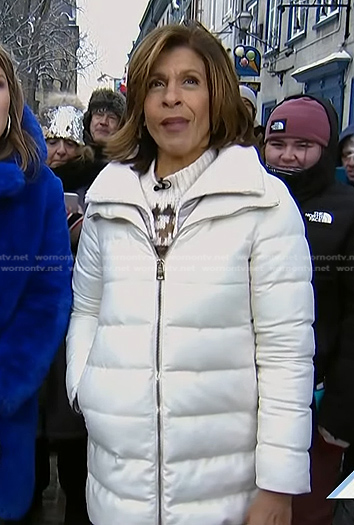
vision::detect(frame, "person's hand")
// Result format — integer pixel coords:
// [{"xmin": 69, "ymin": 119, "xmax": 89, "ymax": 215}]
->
[
  {"xmin": 244, "ymin": 489, "xmax": 292, "ymax": 525},
  {"xmin": 318, "ymin": 426, "xmax": 350, "ymax": 448}
]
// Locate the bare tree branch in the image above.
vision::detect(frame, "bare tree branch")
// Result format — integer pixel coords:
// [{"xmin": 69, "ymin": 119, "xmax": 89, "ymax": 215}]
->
[{"xmin": 0, "ymin": 0, "xmax": 97, "ymax": 109}]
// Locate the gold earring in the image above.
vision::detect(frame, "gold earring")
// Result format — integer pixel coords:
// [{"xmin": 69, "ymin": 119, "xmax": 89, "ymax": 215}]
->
[{"xmin": 3, "ymin": 114, "xmax": 11, "ymax": 139}]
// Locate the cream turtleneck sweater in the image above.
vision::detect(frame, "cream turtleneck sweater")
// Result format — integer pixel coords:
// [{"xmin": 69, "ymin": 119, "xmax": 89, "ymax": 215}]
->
[{"xmin": 140, "ymin": 149, "xmax": 216, "ymax": 257}]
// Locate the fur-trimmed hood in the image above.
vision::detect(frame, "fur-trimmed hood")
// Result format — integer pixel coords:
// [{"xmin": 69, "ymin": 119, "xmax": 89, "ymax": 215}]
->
[{"xmin": 0, "ymin": 105, "xmax": 47, "ymax": 198}]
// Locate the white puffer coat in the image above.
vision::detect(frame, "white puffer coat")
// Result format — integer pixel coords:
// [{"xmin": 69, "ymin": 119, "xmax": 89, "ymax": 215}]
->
[{"xmin": 66, "ymin": 145, "xmax": 314, "ymax": 525}]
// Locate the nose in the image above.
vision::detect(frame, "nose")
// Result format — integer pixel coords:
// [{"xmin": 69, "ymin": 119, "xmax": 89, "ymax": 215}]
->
[
  {"xmin": 162, "ymin": 81, "xmax": 182, "ymax": 107},
  {"xmin": 280, "ymin": 146, "xmax": 296, "ymax": 162},
  {"xmin": 56, "ymin": 140, "xmax": 67, "ymax": 155},
  {"xmin": 98, "ymin": 113, "xmax": 109, "ymax": 126},
  {"xmin": 347, "ymin": 154, "xmax": 354, "ymax": 166}
]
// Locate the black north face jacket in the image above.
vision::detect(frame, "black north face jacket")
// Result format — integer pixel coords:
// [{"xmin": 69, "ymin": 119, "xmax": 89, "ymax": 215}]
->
[{"xmin": 268, "ymin": 95, "xmax": 354, "ymax": 443}]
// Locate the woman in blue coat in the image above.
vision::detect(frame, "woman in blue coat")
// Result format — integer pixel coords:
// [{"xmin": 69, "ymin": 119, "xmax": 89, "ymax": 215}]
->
[{"xmin": 0, "ymin": 46, "xmax": 72, "ymax": 521}]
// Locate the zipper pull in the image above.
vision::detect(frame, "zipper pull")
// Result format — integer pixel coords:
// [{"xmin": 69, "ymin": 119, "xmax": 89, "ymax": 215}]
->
[{"xmin": 156, "ymin": 259, "xmax": 165, "ymax": 281}]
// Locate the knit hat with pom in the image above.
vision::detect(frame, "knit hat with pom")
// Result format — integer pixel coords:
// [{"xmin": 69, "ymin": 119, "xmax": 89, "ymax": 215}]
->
[{"xmin": 265, "ymin": 97, "xmax": 330, "ymax": 147}]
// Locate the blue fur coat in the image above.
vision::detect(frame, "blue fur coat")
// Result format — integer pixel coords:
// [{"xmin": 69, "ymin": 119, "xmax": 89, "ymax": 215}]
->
[{"xmin": 0, "ymin": 106, "xmax": 72, "ymax": 519}]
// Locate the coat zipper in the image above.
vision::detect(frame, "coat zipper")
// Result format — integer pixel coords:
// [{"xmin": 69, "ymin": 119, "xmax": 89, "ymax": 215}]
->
[
  {"xmin": 155, "ymin": 258, "xmax": 165, "ymax": 525},
  {"xmin": 151, "ymin": 207, "xmax": 261, "ymax": 525}
]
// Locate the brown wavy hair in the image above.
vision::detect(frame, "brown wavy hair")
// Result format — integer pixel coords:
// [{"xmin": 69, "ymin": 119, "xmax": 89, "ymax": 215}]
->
[
  {"xmin": 106, "ymin": 22, "xmax": 255, "ymax": 174},
  {"xmin": 0, "ymin": 45, "xmax": 38, "ymax": 172}
]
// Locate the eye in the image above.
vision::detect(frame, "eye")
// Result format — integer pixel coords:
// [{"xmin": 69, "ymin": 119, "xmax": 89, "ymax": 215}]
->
[
  {"xmin": 184, "ymin": 77, "xmax": 199, "ymax": 85},
  {"xmin": 47, "ymin": 139, "xmax": 58, "ymax": 146},
  {"xmin": 107, "ymin": 114, "xmax": 118, "ymax": 123},
  {"xmin": 148, "ymin": 79, "xmax": 164, "ymax": 89},
  {"xmin": 343, "ymin": 151, "xmax": 354, "ymax": 159}
]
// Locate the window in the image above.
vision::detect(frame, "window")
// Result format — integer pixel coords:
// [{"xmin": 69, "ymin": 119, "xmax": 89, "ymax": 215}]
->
[
  {"xmin": 182, "ymin": 2, "xmax": 193, "ymax": 23},
  {"xmin": 288, "ymin": 0, "xmax": 307, "ymax": 40},
  {"xmin": 266, "ymin": 0, "xmax": 280, "ymax": 52},
  {"xmin": 317, "ymin": 1, "xmax": 339, "ymax": 22},
  {"xmin": 349, "ymin": 78, "xmax": 354, "ymax": 125},
  {"xmin": 210, "ymin": 0, "xmax": 217, "ymax": 29},
  {"xmin": 245, "ymin": 1, "xmax": 258, "ymax": 47},
  {"xmin": 222, "ymin": 0, "xmax": 233, "ymax": 20},
  {"xmin": 158, "ymin": 9, "xmax": 170, "ymax": 27},
  {"xmin": 262, "ymin": 100, "xmax": 277, "ymax": 127}
]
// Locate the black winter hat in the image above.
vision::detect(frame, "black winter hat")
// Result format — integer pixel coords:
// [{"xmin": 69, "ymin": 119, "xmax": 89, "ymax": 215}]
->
[{"xmin": 83, "ymin": 88, "xmax": 126, "ymax": 138}]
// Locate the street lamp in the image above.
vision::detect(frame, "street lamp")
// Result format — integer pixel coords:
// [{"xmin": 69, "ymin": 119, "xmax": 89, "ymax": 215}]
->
[
  {"xmin": 97, "ymin": 72, "xmax": 116, "ymax": 83},
  {"xmin": 213, "ymin": 9, "xmax": 279, "ymax": 52},
  {"xmin": 232, "ymin": 10, "xmax": 292, "ymax": 86},
  {"xmin": 232, "ymin": 11, "xmax": 278, "ymax": 52},
  {"xmin": 96, "ymin": 72, "xmax": 116, "ymax": 91},
  {"xmin": 235, "ymin": 11, "xmax": 253, "ymax": 33}
]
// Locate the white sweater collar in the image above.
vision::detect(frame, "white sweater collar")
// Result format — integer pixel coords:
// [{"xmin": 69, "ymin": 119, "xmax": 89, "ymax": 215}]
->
[
  {"xmin": 86, "ymin": 145, "xmax": 269, "ymax": 206},
  {"xmin": 140, "ymin": 150, "xmax": 217, "ymax": 210}
]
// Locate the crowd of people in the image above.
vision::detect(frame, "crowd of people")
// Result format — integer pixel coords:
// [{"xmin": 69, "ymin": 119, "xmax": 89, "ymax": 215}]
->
[{"xmin": 0, "ymin": 19, "xmax": 354, "ymax": 525}]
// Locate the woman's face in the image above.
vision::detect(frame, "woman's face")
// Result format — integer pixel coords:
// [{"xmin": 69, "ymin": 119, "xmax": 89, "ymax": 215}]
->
[
  {"xmin": 46, "ymin": 138, "xmax": 80, "ymax": 168},
  {"xmin": 0, "ymin": 66, "xmax": 11, "ymax": 137},
  {"xmin": 265, "ymin": 138, "xmax": 322, "ymax": 171},
  {"xmin": 144, "ymin": 46, "xmax": 210, "ymax": 176}
]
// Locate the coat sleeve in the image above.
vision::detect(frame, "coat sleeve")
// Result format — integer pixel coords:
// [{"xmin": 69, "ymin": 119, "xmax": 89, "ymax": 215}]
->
[
  {"xmin": 250, "ymin": 176, "xmax": 315, "ymax": 495},
  {"xmin": 0, "ymin": 173, "xmax": 72, "ymax": 417},
  {"xmin": 66, "ymin": 210, "xmax": 102, "ymax": 406},
  {"xmin": 318, "ymin": 219, "xmax": 354, "ymax": 442}
]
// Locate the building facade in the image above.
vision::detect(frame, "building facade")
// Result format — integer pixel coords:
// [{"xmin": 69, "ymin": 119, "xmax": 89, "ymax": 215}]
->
[
  {"xmin": 134, "ymin": 0, "xmax": 353, "ymax": 131},
  {"xmin": 134, "ymin": 0, "xmax": 199, "ymax": 49},
  {"xmin": 198, "ymin": 0, "xmax": 354, "ymax": 130}
]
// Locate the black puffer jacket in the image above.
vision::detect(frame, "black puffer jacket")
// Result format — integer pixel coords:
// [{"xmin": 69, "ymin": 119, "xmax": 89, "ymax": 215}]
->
[
  {"xmin": 268, "ymin": 95, "xmax": 354, "ymax": 443},
  {"xmin": 54, "ymin": 155, "xmax": 106, "ymax": 210},
  {"xmin": 39, "ymin": 156, "xmax": 105, "ymax": 440}
]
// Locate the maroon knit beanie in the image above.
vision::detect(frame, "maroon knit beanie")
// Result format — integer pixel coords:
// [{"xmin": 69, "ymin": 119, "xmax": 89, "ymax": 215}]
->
[{"xmin": 265, "ymin": 97, "xmax": 330, "ymax": 147}]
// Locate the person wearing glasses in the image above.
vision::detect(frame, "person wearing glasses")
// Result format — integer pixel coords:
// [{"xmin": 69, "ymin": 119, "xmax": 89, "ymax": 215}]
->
[{"xmin": 83, "ymin": 88, "xmax": 126, "ymax": 163}]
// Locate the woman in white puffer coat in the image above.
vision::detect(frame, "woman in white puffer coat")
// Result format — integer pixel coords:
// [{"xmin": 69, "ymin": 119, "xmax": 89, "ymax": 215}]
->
[{"xmin": 66, "ymin": 23, "xmax": 315, "ymax": 525}]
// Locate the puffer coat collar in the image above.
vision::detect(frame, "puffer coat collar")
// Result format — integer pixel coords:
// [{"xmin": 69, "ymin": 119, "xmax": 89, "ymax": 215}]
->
[{"xmin": 85, "ymin": 145, "xmax": 280, "ymax": 233}]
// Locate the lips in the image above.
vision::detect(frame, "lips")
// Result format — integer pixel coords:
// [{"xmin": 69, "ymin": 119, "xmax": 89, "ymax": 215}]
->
[{"xmin": 161, "ymin": 117, "xmax": 189, "ymax": 132}]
